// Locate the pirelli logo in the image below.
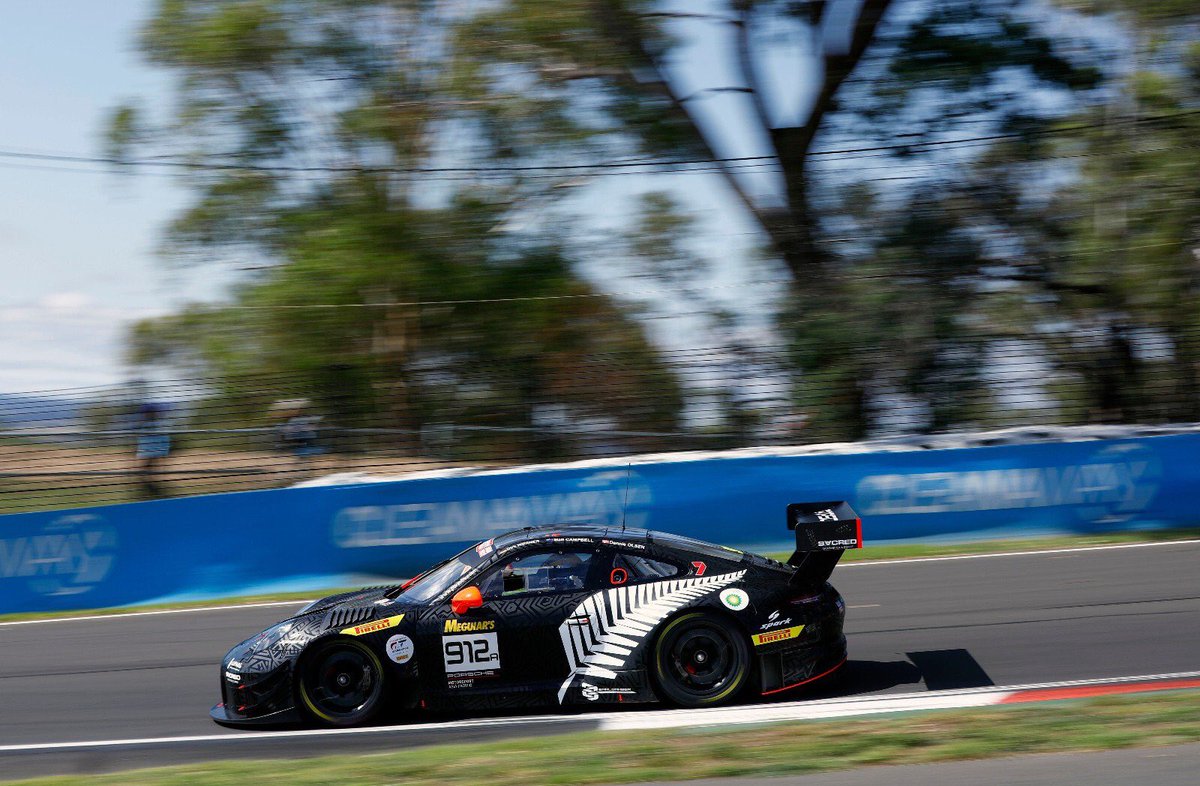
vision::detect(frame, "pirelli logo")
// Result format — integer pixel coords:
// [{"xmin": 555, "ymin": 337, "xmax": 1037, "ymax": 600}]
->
[
  {"xmin": 752, "ymin": 624, "xmax": 805, "ymax": 647},
  {"xmin": 342, "ymin": 614, "xmax": 404, "ymax": 636},
  {"xmin": 444, "ymin": 619, "xmax": 496, "ymax": 633}
]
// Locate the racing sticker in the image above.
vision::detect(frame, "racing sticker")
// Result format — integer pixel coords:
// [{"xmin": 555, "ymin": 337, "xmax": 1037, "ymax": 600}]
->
[
  {"xmin": 386, "ymin": 634, "xmax": 414, "ymax": 664},
  {"xmin": 752, "ymin": 624, "xmax": 805, "ymax": 646},
  {"xmin": 760, "ymin": 610, "xmax": 793, "ymax": 630},
  {"xmin": 341, "ymin": 613, "xmax": 404, "ymax": 636},
  {"xmin": 444, "ymin": 618, "xmax": 496, "ymax": 633},
  {"xmin": 719, "ymin": 588, "xmax": 749, "ymax": 611},
  {"xmin": 443, "ymin": 632, "xmax": 501, "ymax": 674},
  {"xmin": 581, "ymin": 682, "xmax": 638, "ymax": 701}
]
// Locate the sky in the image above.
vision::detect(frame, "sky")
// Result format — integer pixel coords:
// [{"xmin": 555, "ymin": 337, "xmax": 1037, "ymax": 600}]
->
[{"xmin": 0, "ymin": 1, "xmax": 227, "ymax": 393}]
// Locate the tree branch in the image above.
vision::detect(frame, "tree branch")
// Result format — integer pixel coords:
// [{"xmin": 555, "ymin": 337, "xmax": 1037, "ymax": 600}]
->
[
  {"xmin": 732, "ymin": 2, "xmax": 773, "ymax": 134},
  {"xmin": 590, "ymin": 0, "xmax": 768, "ymax": 232},
  {"xmin": 794, "ymin": 0, "xmax": 893, "ymax": 159}
]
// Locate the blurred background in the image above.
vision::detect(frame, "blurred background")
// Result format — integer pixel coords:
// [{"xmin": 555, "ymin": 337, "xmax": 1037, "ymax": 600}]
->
[{"xmin": 2, "ymin": 0, "xmax": 1199, "ymax": 514}]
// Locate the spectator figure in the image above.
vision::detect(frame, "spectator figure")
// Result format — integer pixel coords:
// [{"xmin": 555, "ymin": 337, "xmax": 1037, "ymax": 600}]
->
[
  {"xmin": 133, "ymin": 402, "xmax": 170, "ymax": 498},
  {"xmin": 270, "ymin": 398, "xmax": 324, "ymax": 464}
]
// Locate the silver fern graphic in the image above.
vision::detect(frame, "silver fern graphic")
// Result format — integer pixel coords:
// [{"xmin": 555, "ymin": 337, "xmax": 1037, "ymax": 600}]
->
[{"xmin": 557, "ymin": 571, "xmax": 746, "ymax": 702}]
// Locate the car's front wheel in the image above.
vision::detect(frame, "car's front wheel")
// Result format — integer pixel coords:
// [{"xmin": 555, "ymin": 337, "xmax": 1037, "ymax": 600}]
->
[
  {"xmin": 296, "ymin": 638, "xmax": 386, "ymax": 726},
  {"xmin": 652, "ymin": 612, "xmax": 750, "ymax": 707}
]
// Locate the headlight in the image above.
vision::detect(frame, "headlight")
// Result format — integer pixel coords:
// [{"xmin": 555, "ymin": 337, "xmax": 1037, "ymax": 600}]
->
[{"xmin": 248, "ymin": 621, "xmax": 295, "ymax": 653}]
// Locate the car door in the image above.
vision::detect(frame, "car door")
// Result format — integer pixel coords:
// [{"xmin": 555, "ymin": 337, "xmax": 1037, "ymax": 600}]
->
[{"xmin": 416, "ymin": 545, "xmax": 603, "ymax": 706}]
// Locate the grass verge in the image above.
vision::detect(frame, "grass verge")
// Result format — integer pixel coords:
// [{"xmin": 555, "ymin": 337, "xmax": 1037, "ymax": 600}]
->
[
  {"xmin": 0, "ymin": 590, "xmax": 336, "ymax": 624},
  {"xmin": 5, "ymin": 528, "xmax": 1199, "ymax": 624},
  {"xmin": 13, "ymin": 689, "xmax": 1200, "ymax": 785}
]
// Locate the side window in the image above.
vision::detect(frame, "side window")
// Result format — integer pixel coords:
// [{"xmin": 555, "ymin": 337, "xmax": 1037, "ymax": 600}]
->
[
  {"xmin": 612, "ymin": 552, "xmax": 679, "ymax": 583},
  {"xmin": 478, "ymin": 550, "xmax": 595, "ymax": 599}
]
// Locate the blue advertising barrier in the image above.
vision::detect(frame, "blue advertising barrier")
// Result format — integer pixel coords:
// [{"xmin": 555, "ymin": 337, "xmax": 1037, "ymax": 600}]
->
[{"xmin": 0, "ymin": 432, "xmax": 1192, "ymax": 613}]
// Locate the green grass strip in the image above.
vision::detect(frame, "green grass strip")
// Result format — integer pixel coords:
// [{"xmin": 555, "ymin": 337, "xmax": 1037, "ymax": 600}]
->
[
  {"xmin": 0, "ymin": 590, "xmax": 334, "ymax": 623},
  {"xmin": 12, "ymin": 690, "xmax": 1200, "ymax": 785}
]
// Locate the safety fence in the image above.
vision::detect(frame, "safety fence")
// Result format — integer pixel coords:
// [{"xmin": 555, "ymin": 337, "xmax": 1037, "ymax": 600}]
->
[
  {"xmin": 5, "ymin": 324, "xmax": 1200, "ymax": 516},
  {"xmin": 0, "ymin": 426, "xmax": 1193, "ymax": 613}
]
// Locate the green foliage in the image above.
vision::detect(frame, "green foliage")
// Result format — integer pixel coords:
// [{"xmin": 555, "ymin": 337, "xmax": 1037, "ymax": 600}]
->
[
  {"xmin": 115, "ymin": 0, "xmax": 1200, "ymax": 447},
  {"xmin": 889, "ymin": 5, "xmax": 1102, "ymax": 93},
  {"xmin": 1056, "ymin": 0, "xmax": 1200, "ymax": 28},
  {"xmin": 115, "ymin": 0, "xmax": 686, "ymax": 459},
  {"xmin": 127, "ymin": 188, "xmax": 683, "ymax": 457},
  {"xmin": 103, "ymin": 103, "xmax": 143, "ymax": 163}
]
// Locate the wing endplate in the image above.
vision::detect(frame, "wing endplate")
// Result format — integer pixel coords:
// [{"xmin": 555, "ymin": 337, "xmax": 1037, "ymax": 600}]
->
[{"xmin": 785, "ymin": 501, "xmax": 862, "ymax": 586}]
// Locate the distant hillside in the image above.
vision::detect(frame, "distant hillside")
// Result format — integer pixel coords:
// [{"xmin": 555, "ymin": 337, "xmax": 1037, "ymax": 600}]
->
[{"xmin": 0, "ymin": 393, "xmax": 85, "ymax": 429}]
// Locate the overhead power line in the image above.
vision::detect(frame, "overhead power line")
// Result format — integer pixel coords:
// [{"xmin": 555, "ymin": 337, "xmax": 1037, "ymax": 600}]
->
[{"xmin": 0, "ymin": 108, "xmax": 1197, "ymax": 178}]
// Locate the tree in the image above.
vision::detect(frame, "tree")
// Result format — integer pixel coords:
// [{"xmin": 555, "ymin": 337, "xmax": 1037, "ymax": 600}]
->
[
  {"xmin": 128, "ymin": 194, "xmax": 685, "ymax": 460},
  {"xmin": 451, "ymin": 0, "xmax": 1107, "ymax": 438},
  {"xmin": 996, "ymin": 2, "xmax": 1200, "ymax": 423},
  {"xmin": 112, "ymin": 1, "xmax": 686, "ymax": 460},
  {"xmin": 115, "ymin": 0, "xmax": 1147, "ymax": 447}
]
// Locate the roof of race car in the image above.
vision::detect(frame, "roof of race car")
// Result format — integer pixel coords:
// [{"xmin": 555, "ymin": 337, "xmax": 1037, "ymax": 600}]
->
[
  {"xmin": 487, "ymin": 524, "xmax": 762, "ymax": 564},
  {"xmin": 490, "ymin": 524, "xmax": 650, "ymax": 548}
]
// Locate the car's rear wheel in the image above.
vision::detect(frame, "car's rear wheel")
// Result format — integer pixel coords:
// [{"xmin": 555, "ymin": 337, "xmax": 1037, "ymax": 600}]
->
[
  {"xmin": 652, "ymin": 612, "xmax": 750, "ymax": 707},
  {"xmin": 297, "ymin": 638, "xmax": 385, "ymax": 726}
]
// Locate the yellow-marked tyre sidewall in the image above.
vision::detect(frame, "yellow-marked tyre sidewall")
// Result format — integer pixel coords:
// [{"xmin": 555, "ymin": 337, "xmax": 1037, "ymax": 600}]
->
[
  {"xmin": 297, "ymin": 638, "xmax": 386, "ymax": 727},
  {"xmin": 653, "ymin": 611, "xmax": 749, "ymax": 707}
]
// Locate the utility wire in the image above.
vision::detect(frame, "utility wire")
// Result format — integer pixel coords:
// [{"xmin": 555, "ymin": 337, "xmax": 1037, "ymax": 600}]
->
[{"xmin": 0, "ymin": 108, "xmax": 1196, "ymax": 177}]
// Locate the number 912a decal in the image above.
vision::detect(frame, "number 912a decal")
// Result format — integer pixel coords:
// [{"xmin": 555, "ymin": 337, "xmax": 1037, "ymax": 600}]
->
[{"xmin": 442, "ymin": 632, "xmax": 501, "ymax": 674}]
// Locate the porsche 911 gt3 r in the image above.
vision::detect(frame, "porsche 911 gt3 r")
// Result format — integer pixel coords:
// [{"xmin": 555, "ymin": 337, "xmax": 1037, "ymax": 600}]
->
[{"xmin": 211, "ymin": 501, "xmax": 862, "ymax": 727}]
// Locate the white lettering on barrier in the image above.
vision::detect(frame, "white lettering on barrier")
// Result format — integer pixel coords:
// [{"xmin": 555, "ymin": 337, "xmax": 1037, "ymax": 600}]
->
[
  {"xmin": 0, "ymin": 515, "xmax": 117, "ymax": 597},
  {"xmin": 332, "ymin": 472, "xmax": 652, "ymax": 548},
  {"xmin": 855, "ymin": 443, "xmax": 1160, "ymax": 521}
]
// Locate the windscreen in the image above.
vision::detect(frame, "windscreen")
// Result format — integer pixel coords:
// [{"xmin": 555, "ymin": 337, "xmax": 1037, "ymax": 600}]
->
[{"xmin": 397, "ymin": 540, "xmax": 490, "ymax": 603}]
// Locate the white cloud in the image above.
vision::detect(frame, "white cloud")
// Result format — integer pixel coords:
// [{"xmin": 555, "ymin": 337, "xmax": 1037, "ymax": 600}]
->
[
  {"xmin": 38, "ymin": 291, "xmax": 93, "ymax": 312},
  {"xmin": 0, "ymin": 304, "xmax": 158, "ymax": 391}
]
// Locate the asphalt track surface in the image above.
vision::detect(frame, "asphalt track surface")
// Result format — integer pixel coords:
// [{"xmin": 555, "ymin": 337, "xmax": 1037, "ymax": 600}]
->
[{"xmin": 2, "ymin": 541, "xmax": 1199, "ymax": 780}]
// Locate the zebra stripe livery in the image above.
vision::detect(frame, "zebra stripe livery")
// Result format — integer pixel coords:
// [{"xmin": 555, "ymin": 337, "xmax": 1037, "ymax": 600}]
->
[{"xmin": 556, "ymin": 571, "xmax": 746, "ymax": 702}]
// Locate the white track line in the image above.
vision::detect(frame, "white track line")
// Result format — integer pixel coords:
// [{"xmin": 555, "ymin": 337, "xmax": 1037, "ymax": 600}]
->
[
  {"xmin": 2, "ymin": 670, "xmax": 1197, "ymax": 754},
  {"xmin": 0, "ymin": 600, "xmax": 313, "ymax": 628},
  {"xmin": 4, "ymin": 538, "xmax": 1198, "ymax": 627},
  {"xmin": 0, "ymin": 713, "xmax": 588, "ymax": 752},
  {"xmin": 601, "ymin": 669, "xmax": 1200, "ymax": 731},
  {"xmin": 841, "ymin": 538, "xmax": 1200, "ymax": 568}
]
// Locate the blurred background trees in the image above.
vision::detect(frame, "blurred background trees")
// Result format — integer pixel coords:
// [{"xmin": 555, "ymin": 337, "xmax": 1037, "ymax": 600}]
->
[{"xmin": 108, "ymin": 0, "xmax": 1200, "ymax": 452}]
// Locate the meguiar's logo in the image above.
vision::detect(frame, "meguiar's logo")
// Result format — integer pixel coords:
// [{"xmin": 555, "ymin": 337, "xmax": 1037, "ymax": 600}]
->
[{"xmin": 444, "ymin": 619, "xmax": 496, "ymax": 633}]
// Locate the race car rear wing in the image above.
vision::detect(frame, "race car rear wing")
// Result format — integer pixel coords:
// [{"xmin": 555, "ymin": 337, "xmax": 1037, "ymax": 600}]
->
[{"xmin": 786, "ymin": 501, "xmax": 863, "ymax": 586}]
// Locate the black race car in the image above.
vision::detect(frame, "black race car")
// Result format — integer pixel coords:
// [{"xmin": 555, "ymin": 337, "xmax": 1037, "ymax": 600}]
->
[{"xmin": 211, "ymin": 501, "xmax": 862, "ymax": 727}]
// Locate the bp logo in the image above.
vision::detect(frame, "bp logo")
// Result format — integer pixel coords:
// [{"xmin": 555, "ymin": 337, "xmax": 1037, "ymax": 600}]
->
[{"xmin": 719, "ymin": 588, "xmax": 749, "ymax": 611}]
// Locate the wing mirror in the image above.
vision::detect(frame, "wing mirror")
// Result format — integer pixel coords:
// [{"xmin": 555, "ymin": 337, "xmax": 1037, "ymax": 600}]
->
[{"xmin": 451, "ymin": 586, "xmax": 484, "ymax": 615}]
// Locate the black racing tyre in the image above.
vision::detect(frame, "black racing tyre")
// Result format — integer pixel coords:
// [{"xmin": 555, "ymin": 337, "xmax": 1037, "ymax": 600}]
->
[
  {"xmin": 652, "ymin": 611, "xmax": 751, "ymax": 707},
  {"xmin": 296, "ymin": 638, "xmax": 386, "ymax": 727}
]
